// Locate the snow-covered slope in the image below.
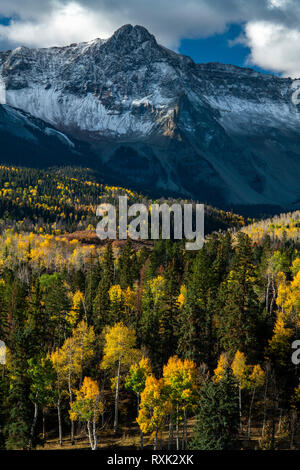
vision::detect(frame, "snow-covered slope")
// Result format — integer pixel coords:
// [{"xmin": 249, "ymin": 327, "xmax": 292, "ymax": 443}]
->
[{"xmin": 1, "ymin": 24, "xmax": 300, "ymax": 209}]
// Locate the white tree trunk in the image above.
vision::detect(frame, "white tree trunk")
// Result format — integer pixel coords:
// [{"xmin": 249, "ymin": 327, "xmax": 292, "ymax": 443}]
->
[{"xmin": 113, "ymin": 358, "xmax": 121, "ymax": 434}]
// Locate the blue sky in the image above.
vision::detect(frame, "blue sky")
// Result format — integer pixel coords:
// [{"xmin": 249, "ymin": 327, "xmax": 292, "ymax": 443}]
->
[
  {"xmin": 0, "ymin": 17, "xmax": 10, "ymax": 27},
  {"xmin": 0, "ymin": 1, "xmax": 300, "ymax": 78},
  {"xmin": 178, "ymin": 24, "xmax": 274, "ymax": 74}
]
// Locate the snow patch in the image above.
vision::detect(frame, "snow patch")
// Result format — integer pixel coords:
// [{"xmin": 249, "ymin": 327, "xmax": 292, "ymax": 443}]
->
[
  {"xmin": 5, "ymin": 87, "xmax": 158, "ymax": 137},
  {"xmin": 45, "ymin": 128, "xmax": 75, "ymax": 148},
  {"xmin": 0, "ymin": 76, "xmax": 6, "ymax": 104}
]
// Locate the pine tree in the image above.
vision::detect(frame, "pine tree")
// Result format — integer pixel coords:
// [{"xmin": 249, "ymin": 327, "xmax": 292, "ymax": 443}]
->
[
  {"xmin": 177, "ymin": 245, "xmax": 215, "ymax": 364},
  {"xmin": 5, "ymin": 279, "xmax": 33, "ymax": 449},
  {"xmin": 93, "ymin": 243, "xmax": 114, "ymax": 331},
  {"xmin": 216, "ymin": 233, "xmax": 260, "ymax": 359},
  {"xmin": 117, "ymin": 240, "xmax": 134, "ymax": 288},
  {"xmin": 191, "ymin": 369, "xmax": 239, "ymax": 450}
]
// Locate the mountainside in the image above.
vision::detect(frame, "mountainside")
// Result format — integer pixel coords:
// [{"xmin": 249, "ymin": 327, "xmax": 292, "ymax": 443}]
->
[
  {"xmin": 0, "ymin": 103, "xmax": 98, "ymax": 169},
  {"xmin": 0, "ymin": 165, "xmax": 245, "ymax": 236},
  {"xmin": 1, "ymin": 24, "xmax": 300, "ymax": 210}
]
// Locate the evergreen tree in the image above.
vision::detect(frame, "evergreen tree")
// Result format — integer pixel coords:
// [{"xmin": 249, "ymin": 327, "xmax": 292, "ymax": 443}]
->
[
  {"xmin": 216, "ymin": 233, "xmax": 260, "ymax": 359},
  {"xmin": 191, "ymin": 369, "xmax": 239, "ymax": 450},
  {"xmin": 5, "ymin": 280, "xmax": 33, "ymax": 449},
  {"xmin": 177, "ymin": 245, "xmax": 215, "ymax": 364},
  {"xmin": 117, "ymin": 240, "xmax": 134, "ymax": 288},
  {"xmin": 93, "ymin": 243, "xmax": 114, "ymax": 331}
]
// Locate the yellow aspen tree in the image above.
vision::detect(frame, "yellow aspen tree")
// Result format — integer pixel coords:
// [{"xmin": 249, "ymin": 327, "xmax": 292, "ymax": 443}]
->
[
  {"xmin": 247, "ymin": 365, "xmax": 265, "ymax": 438},
  {"xmin": 137, "ymin": 375, "xmax": 167, "ymax": 450},
  {"xmin": 231, "ymin": 351, "xmax": 248, "ymax": 431},
  {"xmin": 71, "ymin": 320, "xmax": 95, "ymax": 386},
  {"xmin": 70, "ymin": 377, "xmax": 103, "ymax": 450},
  {"xmin": 101, "ymin": 322, "xmax": 140, "ymax": 434},
  {"xmin": 49, "ymin": 348, "xmax": 66, "ymax": 447},
  {"xmin": 50, "ymin": 321, "xmax": 95, "ymax": 445},
  {"xmin": 163, "ymin": 356, "xmax": 198, "ymax": 450},
  {"xmin": 177, "ymin": 285, "xmax": 187, "ymax": 309},
  {"xmin": 122, "ymin": 286, "xmax": 136, "ymax": 325},
  {"xmin": 268, "ymin": 312, "xmax": 293, "ymax": 366},
  {"xmin": 125, "ymin": 357, "xmax": 152, "ymax": 449},
  {"xmin": 214, "ymin": 353, "xmax": 229, "ymax": 383},
  {"xmin": 67, "ymin": 290, "xmax": 86, "ymax": 326}
]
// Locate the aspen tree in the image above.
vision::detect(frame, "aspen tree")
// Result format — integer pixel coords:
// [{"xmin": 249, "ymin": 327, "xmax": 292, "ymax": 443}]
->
[
  {"xmin": 70, "ymin": 377, "xmax": 103, "ymax": 450},
  {"xmin": 101, "ymin": 322, "xmax": 140, "ymax": 433}
]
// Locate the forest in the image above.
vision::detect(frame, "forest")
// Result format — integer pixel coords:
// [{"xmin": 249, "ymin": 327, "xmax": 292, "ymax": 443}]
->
[{"xmin": 0, "ymin": 165, "xmax": 299, "ymax": 451}]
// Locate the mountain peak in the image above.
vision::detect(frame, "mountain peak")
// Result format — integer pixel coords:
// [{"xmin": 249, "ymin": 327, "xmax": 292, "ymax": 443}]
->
[{"xmin": 108, "ymin": 24, "xmax": 157, "ymax": 47}]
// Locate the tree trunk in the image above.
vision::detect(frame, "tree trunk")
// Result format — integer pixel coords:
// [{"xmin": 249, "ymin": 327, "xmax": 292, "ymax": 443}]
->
[
  {"xmin": 113, "ymin": 358, "xmax": 121, "ymax": 434},
  {"xmin": 68, "ymin": 373, "xmax": 75, "ymax": 445},
  {"xmin": 29, "ymin": 400, "xmax": 38, "ymax": 450},
  {"xmin": 270, "ymin": 276, "xmax": 276, "ymax": 315},
  {"xmin": 87, "ymin": 421, "xmax": 93, "ymax": 450},
  {"xmin": 154, "ymin": 429, "xmax": 158, "ymax": 450},
  {"xmin": 137, "ymin": 393, "xmax": 143, "ymax": 449},
  {"xmin": 278, "ymin": 408, "xmax": 283, "ymax": 433},
  {"xmin": 42, "ymin": 409, "xmax": 46, "ymax": 440},
  {"xmin": 168, "ymin": 414, "xmax": 174, "ymax": 450},
  {"xmin": 247, "ymin": 388, "xmax": 256, "ymax": 439},
  {"xmin": 182, "ymin": 408, "xmax": 187, "ymax": 450},
  {"xmin": 57, "ymin": 398, "xmax": 62, "ymax": 446},
  {"xmin": 262, "ymin": 373, "xmax": 268, "ymax": 436},
  {"xmin": 101, "ymin": 371, "xmax": 105, "ymax": 427},
  {"xmin": 238, "ymin": 385, "xmax": 243, "ymax": 432},
  {"xmin": 176, "ymin": 404, "xmax": 179, "ymax": 451},
  {"xmin": 92, "ymin": 402, "xmax": 98, "ymax": 450},
  {"xmin": 290, "ymin": 410, "xmax": 297, "ymax": 449},
  {"xmin": 266, "ymin": 273, "xmax": 270, "ymax": 313}
]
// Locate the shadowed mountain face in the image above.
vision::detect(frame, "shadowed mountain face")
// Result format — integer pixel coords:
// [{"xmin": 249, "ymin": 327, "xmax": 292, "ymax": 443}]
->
[
  {"xmin": 1, "ymin": 24, "xmax": 300, "ymax": 210},
  {"xmin": 0, "ymin": 104, "xmax": 98, "ymax": 169}
]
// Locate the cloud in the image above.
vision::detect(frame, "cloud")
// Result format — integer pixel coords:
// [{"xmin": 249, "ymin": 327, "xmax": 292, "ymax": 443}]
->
[
  {"xmin": 0, "ymin": 0, "xmax": 300, "ymax": 76},
  {"xmin": 0, "ymin": 2, "xmax": 114, "ymax": 48},
  {"xmin": 0, "ymin": 0, "xmax": 251, "ymax": 49},
  {"xmin": 244, "ymin": 21, "xmax": 300, "ymax": 77}
]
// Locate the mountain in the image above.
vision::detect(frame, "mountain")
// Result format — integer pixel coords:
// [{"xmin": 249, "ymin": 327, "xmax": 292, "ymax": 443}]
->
[
  {"xmin": 0, "ymin": 103, "xmax": 99, "ymax": 169},
  {"xmin": 1, "ymin": 24, "xmax": 300, "ymax": 211}
]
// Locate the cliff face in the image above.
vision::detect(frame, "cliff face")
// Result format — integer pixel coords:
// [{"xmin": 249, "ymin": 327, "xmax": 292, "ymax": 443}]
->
[{"xmin": 1, "ymin": 24, "xmax": 300, "ymax": 208}]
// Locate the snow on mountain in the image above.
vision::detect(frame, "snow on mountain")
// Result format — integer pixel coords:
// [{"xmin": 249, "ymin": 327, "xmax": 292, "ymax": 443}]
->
[{"xmin": 1, "ymin": 24, "xmax": 300, "ymax": 210}]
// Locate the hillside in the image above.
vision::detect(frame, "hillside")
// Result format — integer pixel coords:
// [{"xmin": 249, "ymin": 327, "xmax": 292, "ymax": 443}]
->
[{"xmin": 0, "ymin": 165, "xmax": 245, "ymax": 235}]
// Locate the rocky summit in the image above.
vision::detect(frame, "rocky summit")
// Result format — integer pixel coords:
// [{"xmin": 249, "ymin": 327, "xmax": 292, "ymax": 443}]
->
[{"xmin": 1, "ymin": 24, "xmax": 300, "ymax": 210}]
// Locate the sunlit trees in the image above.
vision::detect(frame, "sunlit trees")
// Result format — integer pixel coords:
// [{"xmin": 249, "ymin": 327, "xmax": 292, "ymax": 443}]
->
[
  {"xmin": 214, "ymin": 353, "xmax": 229, "ymax": 383},
  {"xmin": 125, "ymin": 357, "xmax": 152, "ymax": 448},
  {"xmin": 101, "ymin": 322, "xmax": 140, "ymax": 433},
  {"xmin": 27, "ymin": 356, "xmax": 56, "ymax": 449},
  {"xmin": 70, "ymin": 377, "xmax": 103, "ymax": 450},
  {"xmin": 125, "ymin": 357, "xmax": 152, "ymax": 416},
  {"xmin": 50, "ymin": 321, "xmax": 95, "ymax": 445},
  {"xmin": 1, "ymin": 166, "xmax": 300, "ymax": 451},
  {"xmin": 137, "ymin": 375, "xmax": 166, "ymax": 450},
  {"xmin": 231, "ymin": 351, "xmax": 248, "ymax": 430},
  {"xmin": 163, "ymin": 356, "xmax": 198, "ymax": 450}
]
